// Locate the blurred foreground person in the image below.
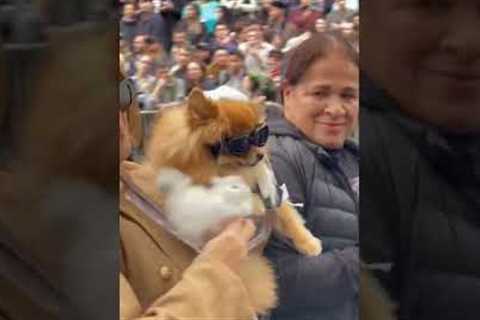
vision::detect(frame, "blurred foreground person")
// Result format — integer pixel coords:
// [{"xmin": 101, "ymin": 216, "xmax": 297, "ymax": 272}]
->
[
  {"xmin": 264, "ymin": 32, "xmax": 359, "ymax": 320},
  {"xmin": 361, "ymin": 1, "xmax": 480, "ymax": 319}
]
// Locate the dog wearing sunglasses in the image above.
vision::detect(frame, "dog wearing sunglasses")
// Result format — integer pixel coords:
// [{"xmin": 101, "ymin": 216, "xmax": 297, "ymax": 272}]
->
[{"xmin": 145, "ymin": 88, "xmax": 322, "ymax": 315}]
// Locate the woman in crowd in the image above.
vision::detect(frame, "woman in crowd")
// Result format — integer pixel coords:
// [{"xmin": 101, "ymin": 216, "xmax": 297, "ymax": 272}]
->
[
  {"xmin": 264, "ymin": 32, "xmax": 359, "ymax": 320},
  {"xmin": 179, "ymin": 2, "xmax": 207, "ymax": 46},
  {"xmin": 185, "ymin": 60, "xmax": 216, "ymax": 94}
]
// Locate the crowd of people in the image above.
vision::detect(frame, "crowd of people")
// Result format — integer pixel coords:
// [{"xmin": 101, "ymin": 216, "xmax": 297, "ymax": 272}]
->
[{"xmin": 119, "ymin": 0, "xmax": 359, "ymax": 109}]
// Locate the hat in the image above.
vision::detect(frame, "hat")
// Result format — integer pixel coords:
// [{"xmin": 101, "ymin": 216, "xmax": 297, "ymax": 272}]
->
[{"xmin": 270, "ymin": 0, "xmax": 287, "ymax": 9}]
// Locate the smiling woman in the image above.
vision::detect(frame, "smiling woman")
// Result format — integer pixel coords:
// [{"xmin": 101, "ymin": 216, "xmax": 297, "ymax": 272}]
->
[{"xmin": 264, "ymin": 32, "xmax": 359, "ymax": 320}]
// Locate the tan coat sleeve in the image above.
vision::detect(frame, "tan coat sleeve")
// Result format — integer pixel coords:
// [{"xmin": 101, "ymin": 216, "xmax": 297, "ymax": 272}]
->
[{"xmin": 120, "ymin": 257, "xmax": 255, "ymax": 320}]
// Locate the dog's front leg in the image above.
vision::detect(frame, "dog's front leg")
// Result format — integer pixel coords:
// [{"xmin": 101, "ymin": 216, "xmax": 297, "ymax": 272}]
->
[{"xmin": 276, "ymin": 202, "xmax": 322, "ymax": 256}]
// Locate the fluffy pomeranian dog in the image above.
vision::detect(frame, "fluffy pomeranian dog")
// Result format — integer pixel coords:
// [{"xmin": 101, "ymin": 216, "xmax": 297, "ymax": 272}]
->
[
  {"xmin": 157, "ymin": 167, "xmax": 254, "ymax": 247},
  {"xmin": 145, "ymin": 88, "xmax": 322, "ymax": 315}
]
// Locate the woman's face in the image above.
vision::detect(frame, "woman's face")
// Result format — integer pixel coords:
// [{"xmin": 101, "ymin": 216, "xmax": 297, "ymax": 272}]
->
[
  {"xmin": 186, "ymin": 5, "xmax": 197, "ymax": 19},
  {"xmin": 315, "ymin": 18, "xmax": 328, "ymax": 33},
  {"xmin": 284, "ymin": 52, "xmax": 359, "ymax": 149},
  {"xmin": 362, "ymin": 0, "xmax": 480, "ymax": 133},
  {"xmin": 187, "ymin": 62, "xmax": 203, "ymax": 81}
]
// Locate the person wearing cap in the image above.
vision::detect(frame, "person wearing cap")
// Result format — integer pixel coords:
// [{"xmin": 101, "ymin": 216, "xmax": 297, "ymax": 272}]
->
[{"xmin": 119, "ymin": 83, "xmax": 261, "ymax": 320}]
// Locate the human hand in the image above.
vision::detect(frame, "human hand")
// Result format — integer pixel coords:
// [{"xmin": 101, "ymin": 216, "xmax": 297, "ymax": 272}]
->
[{"xmin": 198, "ymin": 219, "xmax": 256, "ymax": 272}]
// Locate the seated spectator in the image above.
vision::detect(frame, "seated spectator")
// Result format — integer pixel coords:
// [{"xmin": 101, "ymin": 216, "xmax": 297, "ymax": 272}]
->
[
  {"xmin": 220, "ymin": 0, "xmax": 260, "ymax": 18},
  {"xmin": 132, "ymin": 55, "xmax": 157, "ymax": 108},
  {"xmin": 287, "ymin": 0, "xmax": 322, "ymax": 35},
  {"xmin": 192, "ymin": 41, "xmax": 213, "ymax": 66},
  {"xmin": 326, "ymin": 0, "xmax": 356, "ymax": 26},
  {"xmin": 151, "ymin": 63, "xmax": 186, "ymax": 106},
  {"xmin": 185, "ymin": 61, "xmax": 217, "ymax": 94},
  {"xmin": 209, "ymin": 23, "xmax": 238, "ymax": 52},
  {"xmin": 224, "ymin": 49, "xmax": 248, "ymax": 92},
  {"xmin": 170, "ymin": 26, "xmax": 189, "ymax": 53},
  {"xmin": 315, "ymin": 17, "xmax": 329, "ymax": 33},
  {"xmin": 264, "ymin": 0, "xmax": 295, "ymax": 41},
  {"xmin": 169, "ymin": 46, "xmax": 191, "ymax": 81},
  {"xmin": 178, "ymin": 2, "xmax": 208, "ymax": 46},
  {"xmin": 266, "ymin": 49, "xmax": 283, "ymax": 93},
  {"xmin": 206, "ymin": 47, "xmax": 231, "ymax": 85},
  {"xmin": 120, "ymin": 2, "xmax": 138, "ymax": 45},
  {"xmin": 136, "ymin": 0, "xmax": 170, "ymax": 51},
  {"xmin": 264, "ymin": 32, "xmax": 359, "ymax": 320},
  {"xmin": 239, "ymin": 23, "xmax": 273, "ymax": 73}
]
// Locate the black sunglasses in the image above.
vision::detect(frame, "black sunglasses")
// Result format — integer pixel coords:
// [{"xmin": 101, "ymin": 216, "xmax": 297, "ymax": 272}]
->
[{"xmin": 211, "ymin": 124, "xmax": 269, "ymax": 157}]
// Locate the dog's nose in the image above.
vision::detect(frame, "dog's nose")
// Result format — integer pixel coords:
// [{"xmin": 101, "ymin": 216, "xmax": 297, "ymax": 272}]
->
[{"xmin": 256, "ymin": 153, "xmax": 264, "ymax": 161}]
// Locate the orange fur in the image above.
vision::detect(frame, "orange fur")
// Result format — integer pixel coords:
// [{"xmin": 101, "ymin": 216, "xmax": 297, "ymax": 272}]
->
[{"xmin": 145, "ymin": 88, "xmax": 321, "ymax": 315}]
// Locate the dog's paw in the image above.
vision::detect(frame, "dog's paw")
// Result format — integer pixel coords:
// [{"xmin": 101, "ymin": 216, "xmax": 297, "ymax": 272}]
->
[{"xmin": 295, "ymin": 236, "xmax": 322, "ymax": 256}]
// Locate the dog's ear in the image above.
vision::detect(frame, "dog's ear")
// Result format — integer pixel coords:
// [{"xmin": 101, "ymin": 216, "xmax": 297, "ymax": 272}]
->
[{"xmin": 187, "ymin": 88, "xmax": 218, "ymax": 124}]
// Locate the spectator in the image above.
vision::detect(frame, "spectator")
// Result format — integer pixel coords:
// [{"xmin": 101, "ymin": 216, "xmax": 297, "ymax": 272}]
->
[
  {"xmin": 326, "ymin": 0, "xmax": 356, "ymax": 26},
  {"xmin": 221, "ymin": 0, "xmax": 260, "ymax": 19},
  {"xmin": 132, "ymin": 55, "xmax": 157, "ymax": 108},
  {"xmin": 193, "ymin": 41, "xmax": 213, "ymax": 65},
  {"xmin": 239, "ymin": 23, "xmax": 274, "ymax": 73},
  {"xmin": 264, "ymin": 0, "xmax": 294, "ymax": 41},
  {"xmin": 185, "ymin": 61, "xmax": 217, "ymax": 94},
  {"xmin": 178, "ymin": 3, "xmax": 207, "ymax": 46},
  {"xmin": 287, "ymin": 0, "xmax": 322, "ymax": 35},
  {"xmin": 264, "ymin": 32, "xmax": 359, "ymax": 320},
  {"xmin": 170, "ymin": 26, "xmax": 189, "ymax": 52},
  {"xmin": 209, "ymin": 23, "xmax": 238, "ymax": 52},
  {"xmin": 315, "ymin": 17, "xmax": 329, "ymax": 33},
  {"xmin": 266, "ymin": 49, "xmax": 283, "ymax": 93},
  {"xmin": 224, "ymin": 49, "xmax": 247, "ymax": 92},
  {"xmin": 170, "ymin": 46, "xmax": 191, "ymax": 81},
  {"xmin": 215, "ymin": 5, "xmax": 234, "ymax": 26},
  {"xmin": 120, "ymin": 2, "xmax": 138, "ymax": 45},
  {"xmin": 207, "ymin": 47, "xmax": 231, "ymax": 85},
  {"xmin": 151, "ymin": 63, "xmax": 186, "ymax": 105},
  {"xmin": 136, "ymin": 0, "xmax": 170, "ymax": 51}
]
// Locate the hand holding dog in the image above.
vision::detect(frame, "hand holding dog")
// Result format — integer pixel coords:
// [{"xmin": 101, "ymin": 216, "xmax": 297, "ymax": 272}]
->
[{"xmin": 199, "ymin": 219, "xmax": 256, "ymax": 273}]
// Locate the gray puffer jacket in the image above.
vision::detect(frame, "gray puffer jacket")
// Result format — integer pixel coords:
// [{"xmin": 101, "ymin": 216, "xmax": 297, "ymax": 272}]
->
[{"xmin": 264, "ymin": 106, "xmax": 359, "ymax": 320}]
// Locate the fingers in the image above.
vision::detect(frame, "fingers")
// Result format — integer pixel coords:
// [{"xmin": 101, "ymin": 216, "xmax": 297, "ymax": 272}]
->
[{"xmin": 224, "ymin": 218, "xmax": 256, "ymax": 242}]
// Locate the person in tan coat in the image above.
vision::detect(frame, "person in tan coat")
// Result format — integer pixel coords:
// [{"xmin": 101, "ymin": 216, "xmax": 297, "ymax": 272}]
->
[{"xmin": 119, "ymin": 88, "xmax": 260, "ymax": 320}]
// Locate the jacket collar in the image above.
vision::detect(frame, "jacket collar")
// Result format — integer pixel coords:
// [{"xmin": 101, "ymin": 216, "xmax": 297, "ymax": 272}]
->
[{"xmin": 120, "ymin": 161, "xmax": 196, "ymax": 271}]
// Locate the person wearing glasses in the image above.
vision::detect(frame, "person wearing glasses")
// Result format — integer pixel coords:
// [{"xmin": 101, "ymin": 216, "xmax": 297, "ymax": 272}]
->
[{"xmin": 263, "ymin": 32, "xmax": 359, "ymax": 320}]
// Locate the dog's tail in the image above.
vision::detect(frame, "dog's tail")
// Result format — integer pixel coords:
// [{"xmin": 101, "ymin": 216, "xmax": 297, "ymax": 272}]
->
[{"xmin": 156, "ymin": 168, "xmax": 191, "ymax": 194}]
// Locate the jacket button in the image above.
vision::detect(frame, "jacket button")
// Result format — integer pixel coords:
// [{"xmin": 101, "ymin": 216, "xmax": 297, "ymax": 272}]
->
[{"xmin": 159, "ymin": 266, "xmax": 172, "ymax": 280}]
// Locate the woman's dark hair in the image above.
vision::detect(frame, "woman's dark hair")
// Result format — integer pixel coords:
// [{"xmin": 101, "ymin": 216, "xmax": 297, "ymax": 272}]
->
[{"xmin": 283, "ymin": 32, "xmax": 358, "ymax": 87}]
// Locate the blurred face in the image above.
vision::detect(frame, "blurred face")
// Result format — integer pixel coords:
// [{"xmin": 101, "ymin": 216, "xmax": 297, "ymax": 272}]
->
[
  {"xmin": 284, "ymin": 52, "xmax": 359, "ymax": 149},
  {"xmin": 301, "ymin": 0, "xmax": 311, "ymax": 7},
  {"xmin": 187, "ymin": 62, "xmax": 203, "ymax": 81},
  {"xmin": 173, "ymin": 32, "xmax": 187, "ymax": 46},
  {"xmin": 362, "ymin": 0, "xmax": 480, "ymax": 133},
  {"xmin": 214, "ymin": 49, "xmax": 229, "ymax": 67},
  {"xmin": 139, "ymin": 0, "xmax": 154, "ymax": 13},
  {"xmin": 316, "ymin": 18, "xmax": 328, "ymax": 33},
  {"xmin": 177, "ymin": 48, "xmax": 190, "ymax": 67},
  {"xmin": 185, "ymin": 5, "xmax": 197, "ymax": 19},
  {"xmin": 195, "ymin": 49, "xmax": 211, "ymax": 63},
  {"xmin": 133, "ymin": 36, "xmax": 146, "ymax": 53},
  {"xmin": 247, "ymin": 28, "xmax": 261, "ymax": 45},
  {"xmin": 136, "ymin": 56, "xmax": 153, "ymax": 75},
  {"xmin": 123, "ymin": 4, "xmax": 136, "ymax": 19},
  {"xmin": 337, "ymin": 0, "xmax": 347, "ymax": 10},
  {"xmin": 269, "ymin": 6, "xmax": 283, "ymax": 19},
  {"xmin": 340, "ymin": 22, "xmax": 354, "ymax": 37},
  {"xmin": 215, "ymin": 24, "xmax": 229, "ymax": 40},
  {"xmin": 229, "ymin": 54, "xmax": 244, "ymax": 73}
]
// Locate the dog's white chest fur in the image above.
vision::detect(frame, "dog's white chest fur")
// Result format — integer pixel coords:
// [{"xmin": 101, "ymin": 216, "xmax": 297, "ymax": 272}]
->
[{"xmin": 157, "ymin": 168, "xmax": 254, "ymax": 246}]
